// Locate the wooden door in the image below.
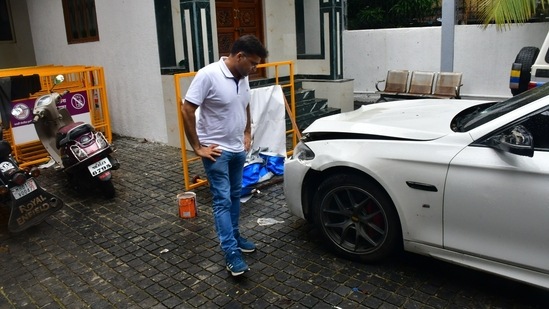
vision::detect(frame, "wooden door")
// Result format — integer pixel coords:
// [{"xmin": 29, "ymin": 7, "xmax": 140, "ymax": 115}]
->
[{"xmin": 215, "ymin": 0, "xmax": 265, "ymax": 77}]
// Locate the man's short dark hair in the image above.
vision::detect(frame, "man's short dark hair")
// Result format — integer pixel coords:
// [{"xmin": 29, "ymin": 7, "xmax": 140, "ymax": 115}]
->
[{"xmin": 230, "ymin": 35, "xmax": 268, "ymax": 59}]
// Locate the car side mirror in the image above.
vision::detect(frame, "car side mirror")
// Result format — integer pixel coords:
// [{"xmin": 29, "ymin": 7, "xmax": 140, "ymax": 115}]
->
[{"xmin": 489, "ymin": 125, "xmax": 534, "ymax": 157}]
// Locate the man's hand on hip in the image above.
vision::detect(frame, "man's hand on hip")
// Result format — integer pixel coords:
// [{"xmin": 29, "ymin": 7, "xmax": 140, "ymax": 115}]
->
[{"xmin": 196, "ymin": 144, "xmax": 222, "ymax": 162}]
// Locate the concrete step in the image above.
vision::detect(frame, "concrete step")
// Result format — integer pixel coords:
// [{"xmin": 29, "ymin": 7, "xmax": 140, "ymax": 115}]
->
[
  {"xmin": 286, "ymin": 107, "xmax": 341, "ymax": 131},
  {"xmin": 294, "ymin": 98, "xmax": 328, "ymax": 114}
]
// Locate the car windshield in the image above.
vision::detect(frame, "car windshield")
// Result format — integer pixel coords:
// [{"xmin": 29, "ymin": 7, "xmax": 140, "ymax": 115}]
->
[{"xmin": 458, "ymin": 82, "xmax": 549, "ymax": 131}]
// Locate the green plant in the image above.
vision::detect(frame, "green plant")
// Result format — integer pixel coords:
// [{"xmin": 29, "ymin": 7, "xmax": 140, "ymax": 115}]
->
[
  {"xmin": 346, "ymin": 0, "xmax": 439, "ymax": 30},
  {"xmin": 470, "ymin": 0, "xmax": 549, "ymax": 29},
  {"xmin": 389, "ymin": 0, "xmax": 438, "ymax": 25}
]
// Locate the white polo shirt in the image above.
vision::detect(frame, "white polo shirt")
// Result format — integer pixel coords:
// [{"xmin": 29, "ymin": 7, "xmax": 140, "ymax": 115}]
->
[{"xmin": 185, "ymin": 57, "xmax": 250, "ymax": 152}]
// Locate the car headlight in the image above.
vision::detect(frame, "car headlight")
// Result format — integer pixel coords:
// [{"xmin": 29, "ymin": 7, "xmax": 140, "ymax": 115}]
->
[{"xmin": 293, "ymin": 141, "xmax": 315, "ymax": 161}]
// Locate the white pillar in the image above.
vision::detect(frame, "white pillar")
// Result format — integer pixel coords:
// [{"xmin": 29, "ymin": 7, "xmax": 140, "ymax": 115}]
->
[{"xmin": 441, "ymin": 0, "xmax": 456, "ymax": 72}]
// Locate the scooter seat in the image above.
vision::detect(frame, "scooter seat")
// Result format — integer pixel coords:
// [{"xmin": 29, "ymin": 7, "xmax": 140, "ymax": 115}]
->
[{"xmin": 56, "ymin": 122, "xmax": 94, "ymax": 148}]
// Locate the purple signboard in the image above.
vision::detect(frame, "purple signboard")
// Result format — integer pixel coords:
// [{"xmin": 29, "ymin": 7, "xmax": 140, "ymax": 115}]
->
[{"xmin": 10, "ymin": 91, "xmax": 90, "ymax": 128}]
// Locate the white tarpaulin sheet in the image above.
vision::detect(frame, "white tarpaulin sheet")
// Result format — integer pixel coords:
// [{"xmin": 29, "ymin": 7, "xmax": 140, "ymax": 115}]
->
[
  {"xmin": 249, "ymin": 85, "xmax": 286, "ymax": 156},
  {"xmin": 240, "ymin": 84, "xmax": 287, "ymax": 201}
]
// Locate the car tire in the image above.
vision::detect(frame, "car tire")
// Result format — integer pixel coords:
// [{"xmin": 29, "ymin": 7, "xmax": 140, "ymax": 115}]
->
[
  {"xmin": 312, "ymin": 174, "xmax": 401, "ymax": 263},
  {"xmin": 511, "ymin": 46, "xmax": 540, "ymax": 96}
]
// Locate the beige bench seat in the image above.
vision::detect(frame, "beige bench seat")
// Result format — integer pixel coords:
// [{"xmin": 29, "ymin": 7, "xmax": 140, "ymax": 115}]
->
[{"xmin": 375, "ymin": 70, "xmax": 463, "ymax": 102}]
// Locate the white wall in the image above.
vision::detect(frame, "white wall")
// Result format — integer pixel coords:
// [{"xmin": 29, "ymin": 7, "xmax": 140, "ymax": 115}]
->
[
  {"xmin": 344, "ymin": 23, "xmax": 549, "ymax": 100},
  {"xmin": 26, "ymin": 0, "xmax": 168, "ymax": 143},
  {"xmin": 302, "ymin": 79, "xmax": 354, "ymax": 112},
  {"xmin": 263, "ymin": 0, "xmax": 296, "ymax": 77},
  {"xmin": 0, "ymin": 0, "xmax": 36, "ymax": 69}
]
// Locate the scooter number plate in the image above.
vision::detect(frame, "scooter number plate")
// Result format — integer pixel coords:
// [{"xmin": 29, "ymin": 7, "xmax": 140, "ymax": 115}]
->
[
  {"xmin": 10, "ymin": 178, "xmax": 38, "ymax": 200},
  {"xmin": 88, "ymin": 157, "xmax": 112, "ymax": 177}
]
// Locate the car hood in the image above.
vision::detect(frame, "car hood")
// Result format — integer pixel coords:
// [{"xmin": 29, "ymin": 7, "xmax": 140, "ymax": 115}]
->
[{"xmin": 303, "ymin": 99, "xmax": 489, "ymax": 140}]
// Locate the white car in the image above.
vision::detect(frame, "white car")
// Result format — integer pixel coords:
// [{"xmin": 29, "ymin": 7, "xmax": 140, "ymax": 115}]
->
[{"xmin": 284, "ymin": 85, "xmax": 549, "ymax": 290}]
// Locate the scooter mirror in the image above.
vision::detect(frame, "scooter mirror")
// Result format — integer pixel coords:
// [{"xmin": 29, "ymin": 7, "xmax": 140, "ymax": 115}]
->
[{"xmin": 54, "ymin": 75, "xmax": 65, "ymax": 85}]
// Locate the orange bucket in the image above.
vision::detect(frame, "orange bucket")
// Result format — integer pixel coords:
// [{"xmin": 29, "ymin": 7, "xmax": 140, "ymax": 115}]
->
[{"xmin": 177, "ymin": 192, "xmax": 197, "ymax": 218}]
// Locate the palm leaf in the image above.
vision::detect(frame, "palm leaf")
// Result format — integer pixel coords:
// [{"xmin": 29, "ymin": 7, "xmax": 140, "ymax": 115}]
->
[{"xmin": 472, "ymin": 0, "xmax": 548, "ymax": 30}]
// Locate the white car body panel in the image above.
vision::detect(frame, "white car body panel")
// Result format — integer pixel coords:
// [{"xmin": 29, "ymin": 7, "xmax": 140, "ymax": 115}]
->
[
  {"xmin": 284, "ymin": 94, "xmax": 549, "ymax": 289},
  {"xmin": 287, "ymin": 136, "xmax": 473, "ymax": 246},
  {"xmin": 305, "ymin": 99, "xmax": 487, "ymax": 140},
  {"xmin": 445, "ymin": 146, "xmax": 549, "ymax": 272},
  {"xmin": 283, "ymin": 159, "xmax": 310, "ymax": 219},
  {"xmin": 407, "ymin": 243, "xmax": 549, "ymax": 289},
  {"xmin": 529, "ymin": 34, "xmax": 549, "ymax": 87}
]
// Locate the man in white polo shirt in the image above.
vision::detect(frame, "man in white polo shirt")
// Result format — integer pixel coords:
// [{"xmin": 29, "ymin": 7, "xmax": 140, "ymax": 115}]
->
[{"xmin": 181, "ymin": 35, "xmax": 268, "ymax": 276}]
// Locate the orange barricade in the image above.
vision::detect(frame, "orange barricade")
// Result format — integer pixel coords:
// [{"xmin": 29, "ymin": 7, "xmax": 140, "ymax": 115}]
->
[{"xmin": 0, "ymin": 65, "xmax": 112, "ymax": 168}]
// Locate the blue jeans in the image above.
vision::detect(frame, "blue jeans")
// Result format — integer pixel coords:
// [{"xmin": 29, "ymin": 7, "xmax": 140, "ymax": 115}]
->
[{"xmin": 202, "ymin": 150, "xmax": 246, "ymax": 253}]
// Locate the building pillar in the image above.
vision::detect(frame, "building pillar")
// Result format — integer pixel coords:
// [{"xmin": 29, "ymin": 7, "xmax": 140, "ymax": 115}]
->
[
  {"xmin": 441, "ymin": 0, "xmax": 456, "ymax": 72},
  {"xmin": 320, "ymin": 0, "xmax": 344, "ymax": 79},
  {"xmin": 180, "ymin": 0, "xmax": 214, "ymax": 71}
]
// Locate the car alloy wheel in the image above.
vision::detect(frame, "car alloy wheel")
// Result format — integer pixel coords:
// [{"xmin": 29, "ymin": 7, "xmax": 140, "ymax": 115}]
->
[{"xmin": 313, "ymin": 174, "xmax": 401, "ymax": 262}]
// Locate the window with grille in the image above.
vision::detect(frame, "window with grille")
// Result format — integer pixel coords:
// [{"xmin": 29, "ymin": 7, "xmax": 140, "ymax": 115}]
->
[{"xmin": 62, "ymin": 0, "xmax": 99, "ymax": 44}]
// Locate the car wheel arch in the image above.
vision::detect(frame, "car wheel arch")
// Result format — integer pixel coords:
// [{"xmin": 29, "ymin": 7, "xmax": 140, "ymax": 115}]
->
[{"xmin": 301, "ymin": 165, "xmax": 402, "ymax": 224}]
